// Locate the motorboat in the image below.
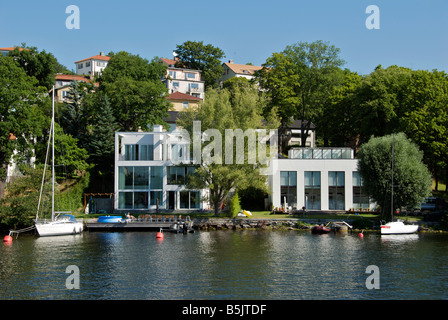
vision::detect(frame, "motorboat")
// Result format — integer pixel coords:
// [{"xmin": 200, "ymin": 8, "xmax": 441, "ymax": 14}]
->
[{"xmin": 380, "ymin": 220, "xmax": 419, "ymax": 235}]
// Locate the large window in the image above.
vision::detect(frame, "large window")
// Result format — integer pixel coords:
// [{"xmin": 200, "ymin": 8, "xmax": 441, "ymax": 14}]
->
[
  {"xmin": 118, "ymin": 166, "xmax": 163, "ymax": 209},
  {"xmin": 150, "ymin": 191, "xmax": 163, "ymax": 207},
  {"xmin": 305, "ymin": 171, "xmax": 321, "ymax": 210},
  {"xmin": 139, "ymin": 145, "xmax": 154, "ymax": 160},
  {"xmin": 329, "ymin": 171, "xmax": 345, "ymax": 210},
  {"xmin": 118, "ymin": 192, "xmax": 133, "ymax": 209},
  {"xmin": 167, "ymin": 166, "xmax": 197, "ymax": 185},
  {"xmin": 124, "ymin": 145, "xmax": 137, "ymax": 160},
  {"xmin": 134, "ymin": 192, "xmax": 149, "ymax": 209},
  {"xmin": 124, "ymin": 144, "xmax": 154, "ymax": 161},
  {"xmin": 180, "ymin": 191, "xmax": 200, "ymax": 209},
  {"xmin": 134, "ymin": 167, "xmax": 149, "ymax": 189},
  {"xmin": 280, "ymin": 171, "xmax": 297, "ymax": 207},
  {"xmin": 150, "ymin": 166, "xmax": 163, "ymax": 189},
  {"xmin": 353, "ymin": 172, "xmax": 369, "ymax": 209},
  {"xmin": 119, "ymin": 167, "xmax": 134, "ymax": 189}
]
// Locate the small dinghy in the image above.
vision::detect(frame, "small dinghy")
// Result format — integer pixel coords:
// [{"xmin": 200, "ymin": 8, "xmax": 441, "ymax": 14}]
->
[{"xmin": 311, "ymin": 224, "xmax": 331, "ymax": 234}]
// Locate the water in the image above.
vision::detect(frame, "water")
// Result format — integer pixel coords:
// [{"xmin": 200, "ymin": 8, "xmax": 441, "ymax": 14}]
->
[{"xmin": 1, "ymin": 230, "xmax": 448, "ymax": 300}]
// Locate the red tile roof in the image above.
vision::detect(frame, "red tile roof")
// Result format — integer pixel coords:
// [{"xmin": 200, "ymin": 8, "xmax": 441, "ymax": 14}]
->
[
  {"xmin": 55, "ymin": 74, "xmax": 91, "ymax": 83},
  {"xmin": 224, "ymin": 62, "xmax": 262, "ymax": 75},
  {"xmin": 75, "ymin": 55, "xmax": 110, "ymax": 63},
  {"xmin": 167, "ymin": 91, "xmax": 202, "ymax": 101},
  {"xmin": 0, "ymin": 47, "xmax": 26, "ymax": 52},
  {"xmin": 160, "ymin": 58, "xmax": 177, "ymax": 66}
]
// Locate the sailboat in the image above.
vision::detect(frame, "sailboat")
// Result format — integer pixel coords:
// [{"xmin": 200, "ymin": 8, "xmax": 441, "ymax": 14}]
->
[
  {"xmin": 380, "ymin": 135, "xmax": 419, "ymax": 235},
  {"xmin": 34, "ymin": 88, "xmax": 84, "ymax": 237}
]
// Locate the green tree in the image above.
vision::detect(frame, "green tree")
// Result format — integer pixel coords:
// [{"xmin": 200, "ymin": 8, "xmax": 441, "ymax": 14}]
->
[
  {"xmin": 174, "ymin": 41, "xmax": 225, "ymax": 88},
  {"xmin": 354, "ymin": 65, "xmax": 412, "ymax": 143},
  {"xmin": 88, "ymin": 94, "xmax": 117, "ymax": 173},
  {"xmin": 398, "ymin": 69, "xmax": 448, "ymax": 190},
  {"xmin": 0, "ymin": 165, "xmax": 48, "ymax": 230},
  {"xmin": 178, "ymin": 87, "xmax": 280, "ymax": 215},
  {"xmin": 255, "ymin": 40, "xmax": 345, "ymax": 150},
  {"xmin": 98, "ymin": 51, "xmax": 170, "ymax": 131},
  {"xmin": 320, "ymin": 69, "xmax": 363, "ymax": 147},
  {"xmin": 222, "ymin": 77, "xmax": 257, "ymax": 91},
  {"xmin": 60, "ymin": 80, "xmax": 93, "ymax": 148},
  {"xmin": 8, "ymin": 44, "xmax": 60, "ymax": 90},
  {"xmin": 54, "ymin": 123, "xmax": 89, "ymax": 179},
  {"xmin": 357, "ymin": 133, "xmax": 431, "ymax": 220},
  {"xmin": 35, "ymin": 122, "xmax": 89, "ymax": 180},
  {"xmin": 0, "ymin": 55, "xmax": 48, "ymax": 181}
]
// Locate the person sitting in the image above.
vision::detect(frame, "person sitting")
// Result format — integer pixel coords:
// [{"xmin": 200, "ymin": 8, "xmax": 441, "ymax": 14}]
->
[{"xmin": 126, "ymin": 212, "xmax": 136, "ymax": 221}]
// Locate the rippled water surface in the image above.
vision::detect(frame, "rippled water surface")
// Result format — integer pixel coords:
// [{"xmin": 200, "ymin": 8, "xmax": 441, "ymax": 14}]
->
[{"xmin": 1, "ymin": 230, "xmax": 447, "ymax": 300}]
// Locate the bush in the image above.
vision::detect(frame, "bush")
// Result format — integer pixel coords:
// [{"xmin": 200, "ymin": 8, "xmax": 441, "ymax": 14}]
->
[{"xmin": 229, "ymin": 191, "xmax": 242, "ymax": 218}]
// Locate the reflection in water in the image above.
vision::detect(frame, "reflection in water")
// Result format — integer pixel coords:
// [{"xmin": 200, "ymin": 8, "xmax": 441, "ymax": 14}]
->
[{"xmin": 0, "ymin": 231, "xmax": 447, "ymax": 300}]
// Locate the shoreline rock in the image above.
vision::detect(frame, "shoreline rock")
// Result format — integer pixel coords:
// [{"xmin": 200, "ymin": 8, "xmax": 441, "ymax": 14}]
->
[{"xmin": 193, "ymin": 218, "xmax": 311, "ymax": 231}]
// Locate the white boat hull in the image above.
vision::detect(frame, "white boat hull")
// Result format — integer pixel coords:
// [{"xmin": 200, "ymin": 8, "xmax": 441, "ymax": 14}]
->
[
  {"xmin": 381, "ymin": 221, "xmax": 419, "ymax": 235},
  {"xmin": 35, "ymin": 221, "xmax": 84, "ymax": 237}
]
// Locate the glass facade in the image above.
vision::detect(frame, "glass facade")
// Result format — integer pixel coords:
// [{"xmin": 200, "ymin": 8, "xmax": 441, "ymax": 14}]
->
[{"xmin": 117, "ymin": 165, "xmax": 200, "ymax": 210}]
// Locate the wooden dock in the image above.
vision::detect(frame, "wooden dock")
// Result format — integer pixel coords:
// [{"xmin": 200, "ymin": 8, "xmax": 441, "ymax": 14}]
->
[{"xmin": 84, "ymin": 215, "xmax": 192, "ymax": 231}]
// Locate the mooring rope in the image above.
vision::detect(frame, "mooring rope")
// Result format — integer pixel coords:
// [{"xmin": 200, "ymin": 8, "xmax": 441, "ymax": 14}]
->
[{"xmin": 9, "ymin": 225, "xmax": 36, "ymax": 238}]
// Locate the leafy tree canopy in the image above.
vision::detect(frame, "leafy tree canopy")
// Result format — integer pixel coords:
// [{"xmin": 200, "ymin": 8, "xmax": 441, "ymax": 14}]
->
[
  {"xmin": 0, "ymin": 55, "xmax": 48, "ymax": 180},
  {"xmin": 357, "ymin": 133, "xmax": 432, "ymax": 220},
  {"xmin": 174, "ymin": 41, "xmax": 225, "ymax": 88},
  {"xmin": 255, "ymin": 40, "xmax": 345, "ymax": 148},
  {"xmin": 98, "ymin": 51, "xmax": 170, "ymax": 131}
]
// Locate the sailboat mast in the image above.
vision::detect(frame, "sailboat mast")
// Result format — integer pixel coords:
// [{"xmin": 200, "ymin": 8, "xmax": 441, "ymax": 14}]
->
[
  {"xmin": 51, "ymin": 87, "xmax": 55, "ymax": 221},
  {"xmin": 391, "ymin": 134, "xmax": 394, "ymax": 222}
]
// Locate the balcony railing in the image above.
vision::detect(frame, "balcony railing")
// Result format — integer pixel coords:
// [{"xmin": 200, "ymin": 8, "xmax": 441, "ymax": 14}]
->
[{"xmin": 288, "ymin": 147, "xmax": 354, "ymax": 159}]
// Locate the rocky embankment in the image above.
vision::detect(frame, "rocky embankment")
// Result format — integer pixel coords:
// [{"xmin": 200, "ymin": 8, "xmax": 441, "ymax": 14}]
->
[{"xmin": 193, "ymin": 218, "xmax": 310, "ymax": 230}]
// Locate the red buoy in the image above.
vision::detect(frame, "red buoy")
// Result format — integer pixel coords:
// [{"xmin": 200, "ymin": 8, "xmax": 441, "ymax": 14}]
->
[
  {"xmin": 3, "ymin": 235, "xmax": 13, "ymax": 243},
  {"xmin": 358, "ymin": 231, "xmax": 364, "ymax": 238},
  {"xmin": 156, "ymin": 229, "xmax": 164, "ymax": 239}
]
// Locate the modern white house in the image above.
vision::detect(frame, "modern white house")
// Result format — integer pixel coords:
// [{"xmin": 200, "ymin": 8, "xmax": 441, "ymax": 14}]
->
[
  {"xmin": 75, "ymin": 52, "xmax": 110, "ymax": 76},
  {"xmin": 114, "ymin": 125, "xmax": 372, "ymax": 213},
  {"xmin": 114, "ymin": 126, "xmax": 207, "ymax": 212},
  {"xmin": 268, "ymin": 147, "xmax": 371, "ymax": 212}
]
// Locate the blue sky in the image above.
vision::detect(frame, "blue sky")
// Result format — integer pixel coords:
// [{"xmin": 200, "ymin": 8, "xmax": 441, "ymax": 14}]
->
[{"xmin": 0, "ymin": 0, "xmax": 447, "ymax": 75}]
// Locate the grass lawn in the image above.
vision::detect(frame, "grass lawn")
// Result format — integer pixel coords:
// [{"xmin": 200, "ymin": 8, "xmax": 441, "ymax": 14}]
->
[{"xmin": 79, "ymin": 210, "xmax": 425, "ymax": 224}]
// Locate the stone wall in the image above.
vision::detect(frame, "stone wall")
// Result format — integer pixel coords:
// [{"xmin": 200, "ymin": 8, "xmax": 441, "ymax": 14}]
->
[{"xmin": 193, "ymin": 218, "xmax": 311, "ymax": 230}]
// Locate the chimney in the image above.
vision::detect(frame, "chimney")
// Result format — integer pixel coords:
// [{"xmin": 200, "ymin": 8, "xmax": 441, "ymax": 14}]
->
[
  {"xmin": 100, "ymin": 52, "xmax": 105, "ymax": 56},
  {"xmin": 229, "ymin": 60, "xmax": 234, "ymax": 64}
]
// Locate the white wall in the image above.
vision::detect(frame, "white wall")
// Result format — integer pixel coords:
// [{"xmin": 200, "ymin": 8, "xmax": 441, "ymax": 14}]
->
[{"xmin": 270, "ymin": 158, "xmax": 359, "ymax": 211}]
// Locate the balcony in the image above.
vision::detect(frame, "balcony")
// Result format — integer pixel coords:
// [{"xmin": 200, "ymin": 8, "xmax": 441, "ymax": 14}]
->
[{"xmin": 288, "ymin": 147, "xmax": 354, "ymax": 160}]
